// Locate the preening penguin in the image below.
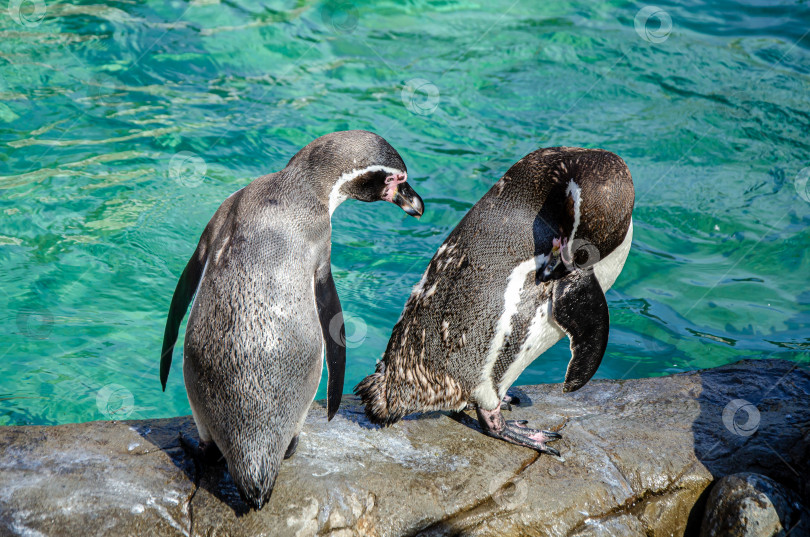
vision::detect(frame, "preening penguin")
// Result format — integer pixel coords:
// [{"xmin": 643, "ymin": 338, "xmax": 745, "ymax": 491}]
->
[
  {"xmin": 160, "ymin": 130, "xmax": 424, "ymax": 509},
  {"xmin": 356, "ymin": 147, "xmax": 633, "ymax": 455}
]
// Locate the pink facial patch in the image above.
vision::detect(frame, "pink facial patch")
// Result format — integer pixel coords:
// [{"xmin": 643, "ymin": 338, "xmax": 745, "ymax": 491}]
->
[{"xmin": 383, "ymin": 172, "xmax": 407, "ymax": 202}]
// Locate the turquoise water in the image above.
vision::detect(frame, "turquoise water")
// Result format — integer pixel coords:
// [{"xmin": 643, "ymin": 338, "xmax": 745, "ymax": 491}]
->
[{"xmin": 1, "ymin": 0, "xmax": 809, "ymax": 426}]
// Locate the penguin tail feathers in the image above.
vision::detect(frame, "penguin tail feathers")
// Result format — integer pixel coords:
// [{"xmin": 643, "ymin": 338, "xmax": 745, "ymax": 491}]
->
[
  {"xmin": 238, "ymin": 482, "xmax": 273, "ymax": 511},
  {"xmin": 354, "ymin": 362, "xmax": 400, "ymax": 427},
  {"xmin": 228, "ymin": 453, "xmax": 280, "ymax": 511}
]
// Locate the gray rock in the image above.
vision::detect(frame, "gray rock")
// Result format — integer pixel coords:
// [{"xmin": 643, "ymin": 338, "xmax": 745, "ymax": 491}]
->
[
  {"xmin": 0, "ymin": 359, "xmax": 808, "ymax": 537},
  {"xmin": 700, "ymin": 472, "xmax": 810, "ymax": 537}
]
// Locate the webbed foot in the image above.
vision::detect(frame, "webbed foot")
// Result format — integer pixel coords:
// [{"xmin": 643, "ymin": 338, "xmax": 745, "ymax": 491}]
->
[{"xmin": 476, "ymin": 407, "xmax": 561, "ymax": 456}]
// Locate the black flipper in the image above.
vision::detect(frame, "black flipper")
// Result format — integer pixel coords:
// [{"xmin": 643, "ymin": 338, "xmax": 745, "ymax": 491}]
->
[
  {"xmin": 551, "ymin": 269, "xmax": 609, "ymax": 393},
  {"xmin": 160, "ymin": 246, "xmax": 206, "ymax": 391},
  {"xmin": 314, "ymin": 264, "xmax": 345, "ymax": 421}
]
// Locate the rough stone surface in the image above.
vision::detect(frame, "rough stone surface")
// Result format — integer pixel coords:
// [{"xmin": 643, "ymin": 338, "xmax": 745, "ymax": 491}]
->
[
  {"xmin": 0, "ymin": 359, "xmax": 808, "ymax": 537},
  {"xmin": 700, "ymin": 472, "xmax": 810, "ymax": 537}
]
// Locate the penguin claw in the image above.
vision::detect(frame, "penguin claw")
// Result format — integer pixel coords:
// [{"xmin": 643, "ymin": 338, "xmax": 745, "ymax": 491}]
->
[
  {"xmin": 503, "ymin": 423, "xmax": 563, "ymax": 455},
  {"xmin": 543, "ymin": 446, "xmax": 561, "ymax": 457},
  {"xmin": 476, "ymin": 407, "xmax": 563, "ymax": 456},
  {"xmin": 493, "ymin": 423, "xmax": 562, "ymax": 455}
]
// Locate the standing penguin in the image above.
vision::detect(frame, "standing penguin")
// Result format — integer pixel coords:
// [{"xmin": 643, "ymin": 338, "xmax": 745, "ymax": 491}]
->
[
  {"xmin": 356, "ymin": 147, "xmax": 633, "ymax": 455},
  {"xmin": 160, "ymin": 130, "xmax": 424, "ymax": 509}
]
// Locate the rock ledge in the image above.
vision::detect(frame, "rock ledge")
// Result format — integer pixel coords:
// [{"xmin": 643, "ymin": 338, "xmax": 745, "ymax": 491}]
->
[{"xmin": 1, "ymin": 359, "xmax": 808, "ymax": 537}]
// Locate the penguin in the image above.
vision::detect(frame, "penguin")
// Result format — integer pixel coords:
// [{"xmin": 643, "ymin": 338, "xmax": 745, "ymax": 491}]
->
[
  {"xmin": 160, "ymin": 130, "xmax": 424, "ymax": 509},
  {"xmin": 355, "ymin": 147, "xmax": 633, "ymax": 455}
]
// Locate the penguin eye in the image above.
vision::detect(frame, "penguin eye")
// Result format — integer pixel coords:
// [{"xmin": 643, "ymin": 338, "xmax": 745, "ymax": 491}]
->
[
  {"xmin": 342, "ymin": 170, "xmax": 391, "ymax": 202},
  {"xmin": 360, "ymin": 171, "xmax": 390, "ymax": 191},
  {"xmin": 355, "ymin": 170, "xmax": 385, "ymax": 186},
  {"xmin": 371, "ymin": 170, "xmax": 390, "ymax": 184}
]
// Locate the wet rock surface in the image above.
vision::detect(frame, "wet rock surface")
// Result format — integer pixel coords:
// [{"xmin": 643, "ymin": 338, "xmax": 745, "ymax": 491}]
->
[{"xmin": 1, "ymin": 359, "xmax": 808, "ymax": 537}]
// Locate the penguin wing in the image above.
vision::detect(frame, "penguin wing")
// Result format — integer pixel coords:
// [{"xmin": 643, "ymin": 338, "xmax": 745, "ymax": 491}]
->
[
  {"xmin": 160, "ymin": 243, "xmax": 206, "ymax": 391},
  {"xmin": 314, "ymin": 263, "xmax": 345, "ymax": 421},
  {"xmin": 551, "ymin": 269, "xmax": 609, "ymax": 393},
  {"xmin": 160, "ymin": 188, "xmax": 244, "ymax": 390}
]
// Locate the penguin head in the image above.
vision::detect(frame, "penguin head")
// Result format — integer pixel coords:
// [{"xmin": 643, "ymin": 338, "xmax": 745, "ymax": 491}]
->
[
  {"xmin": 527, "ymin": 149, "xmax": 634, "ymax": 280},
  {"xmin": 288, "ymin": 130, "xmax": 424, "ymax": 218},
  {"xmin": 557, "ymin": 152, "xmax": 634, "ymax": 273}
]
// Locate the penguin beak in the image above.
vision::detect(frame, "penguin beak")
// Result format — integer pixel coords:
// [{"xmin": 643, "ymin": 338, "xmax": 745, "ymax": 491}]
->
[
  {"xmin": 538, "ymin": 238, "xmax": 568, "ymax": 282},
  {"xmin": 392, "ymin": 182, "xmax": 424, "ymax": 218}
]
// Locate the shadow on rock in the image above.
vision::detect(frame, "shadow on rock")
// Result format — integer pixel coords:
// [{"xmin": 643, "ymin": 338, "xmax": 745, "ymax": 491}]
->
[
  {"xmin": 133, "ymin": 417, "xmax": 252, "ymax": 516},
  {"xmin": 505, "ymin": 386, "xmax": 533, "ymax": 407},
  {"xmin": 689, "ymin": 357, "xmax": 810, "ymax": 535}
]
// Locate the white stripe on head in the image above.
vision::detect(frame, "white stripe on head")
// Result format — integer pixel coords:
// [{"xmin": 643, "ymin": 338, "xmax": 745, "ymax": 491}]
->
[
  {"xmin": 566, "ymin": 180, "xmax": 582, "ymax": 244},
  {"xmin": 328, "ymin": 165, "xmax": 405, "ymax": 218},
  {"xmin": 493, "ymin": 222, "xmax": 634, "ymax": 399},
  {"xmin": 214, "ymin": 237, "xmax": 229, "ymax": 263},
  {"xmin": 472, "ymin": 253, "xmax": 548, "ymax": 409}
]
